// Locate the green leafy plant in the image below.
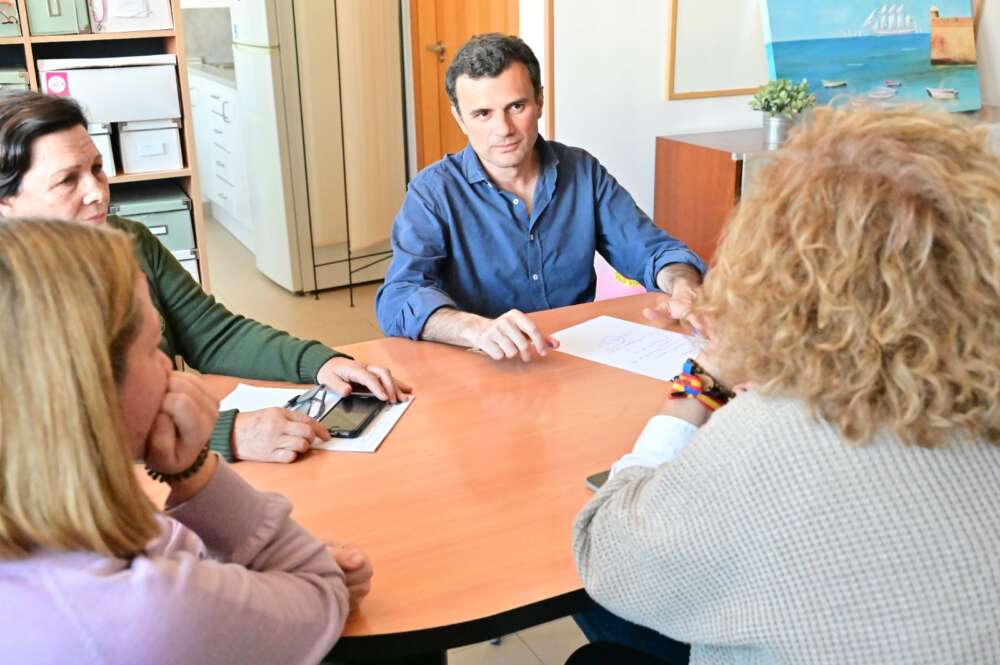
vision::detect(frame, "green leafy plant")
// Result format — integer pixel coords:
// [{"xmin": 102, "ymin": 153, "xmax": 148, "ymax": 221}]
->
[{"xmin": 749, "ymin": 79, "xmax": 817, "ymax": 118}]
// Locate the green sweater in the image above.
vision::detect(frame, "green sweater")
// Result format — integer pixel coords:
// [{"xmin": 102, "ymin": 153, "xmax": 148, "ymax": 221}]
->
[{"xmin": 111, "ymin": 216, "xmax": 346, "ymax": 461}]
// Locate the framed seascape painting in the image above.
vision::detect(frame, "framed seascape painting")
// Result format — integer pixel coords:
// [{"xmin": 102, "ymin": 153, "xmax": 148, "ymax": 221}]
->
[{"xmin": 760, "ymin": 1, "xmax": 983, "ymax": 113}]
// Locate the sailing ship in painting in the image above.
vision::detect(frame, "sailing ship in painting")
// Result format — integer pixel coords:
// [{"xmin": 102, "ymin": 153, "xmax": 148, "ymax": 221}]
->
[{"xmin": 863, "ymin": 4, "xmax": 917, "ymax": 35}]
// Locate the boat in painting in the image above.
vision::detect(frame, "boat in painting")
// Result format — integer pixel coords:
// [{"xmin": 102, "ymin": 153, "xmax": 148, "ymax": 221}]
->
[
  {"xmin": 822, "ymin": 80, "xmax": 848, "ymax": 88},
  {"xmin": 885, "ymin": 79, "xmax": 903, "ymax": 87},
  {"xmin": 868, "ymin": 86, "xmax": 897, "ymax": 99},
  {"xmin": 926, "ymin": 87, "xmax": 959, "ymax": 100}
]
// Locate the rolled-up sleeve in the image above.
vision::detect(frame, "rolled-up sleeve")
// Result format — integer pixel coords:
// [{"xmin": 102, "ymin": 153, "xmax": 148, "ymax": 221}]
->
[
  {"xmin": 592, "ymin": 161, "xmax": 705, "ymax": 291},
  {"xmin": 376, "ymin": 187, "xmax": 458, "ymax": 340}
]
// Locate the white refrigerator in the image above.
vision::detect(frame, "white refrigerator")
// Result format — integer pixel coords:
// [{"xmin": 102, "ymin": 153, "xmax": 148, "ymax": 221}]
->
[{"xmin": 229, "ymin": 0, "xmax": 406, "ymax": 293}]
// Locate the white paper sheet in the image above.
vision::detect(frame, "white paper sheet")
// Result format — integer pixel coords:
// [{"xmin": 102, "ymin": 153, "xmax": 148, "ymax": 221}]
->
[
  {"xmin": 219, "ymin": 384, "xmax": 321, "ymax": 413},
  {"xmin": 552, "ymin": 316, "xmax": 705, "ymax": 382},
  {"xmin": 218, "ymin": 383, "xmax": 409, "ymax": 453},
  {"xmin": 311, "ymin": 398, "xmax": 414, "ymax": 453}
]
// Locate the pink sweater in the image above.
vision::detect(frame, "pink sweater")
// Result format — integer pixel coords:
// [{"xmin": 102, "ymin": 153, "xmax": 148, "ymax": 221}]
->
[{"xmin": 0, "ymin": 459, "xmax": 350, "ymax": 665}]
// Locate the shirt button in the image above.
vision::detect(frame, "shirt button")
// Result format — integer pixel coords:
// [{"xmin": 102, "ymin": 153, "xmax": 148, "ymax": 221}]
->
[
  {"xmin": 513, "ymin": 198, "xmax": 520, "ymax": 205},
  {"xmin": 532, "ymin": 273, "xmax": 539, "ymax": 281},
  {"xmin": 529, "ymin": 233, "xmax": 535, "ymax": 241}
]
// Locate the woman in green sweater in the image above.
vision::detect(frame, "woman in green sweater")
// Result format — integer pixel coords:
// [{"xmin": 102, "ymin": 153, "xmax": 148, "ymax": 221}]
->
[{"xmin": 0, "ymin": 91, "xmax": 410, "ymax": 465}]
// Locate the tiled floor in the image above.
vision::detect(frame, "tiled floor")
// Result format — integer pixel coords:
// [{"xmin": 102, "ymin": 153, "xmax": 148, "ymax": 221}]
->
[{"xmin": 204, "ymin": 217, "xmax": 589, "ymax": 665}]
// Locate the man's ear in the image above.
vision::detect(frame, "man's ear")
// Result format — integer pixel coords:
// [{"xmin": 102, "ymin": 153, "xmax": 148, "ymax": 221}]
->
[
  {"xmin": 536, "ymin": 89, "xmax": 544, "ymax": 120},
  {"xmin": 450, "ymin": 105, "xmax": 469, "ymax": 136}
]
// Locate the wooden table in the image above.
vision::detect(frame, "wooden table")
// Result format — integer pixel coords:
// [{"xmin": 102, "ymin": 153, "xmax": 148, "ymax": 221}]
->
[{"xmin": 141, "ymin": 293, "xmax": 675, "ymax": 662}]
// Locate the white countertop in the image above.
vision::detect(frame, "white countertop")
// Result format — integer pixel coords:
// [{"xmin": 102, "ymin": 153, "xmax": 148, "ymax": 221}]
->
[{"xmin": 187, "ymin": 62, "xmax": 237, "ymax": 88}]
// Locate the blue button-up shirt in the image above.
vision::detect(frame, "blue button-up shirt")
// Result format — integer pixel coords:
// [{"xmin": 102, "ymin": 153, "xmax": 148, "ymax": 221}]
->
[{"xmin": 375, "ymin": 138, "xmax": 705, "ymax": 340}]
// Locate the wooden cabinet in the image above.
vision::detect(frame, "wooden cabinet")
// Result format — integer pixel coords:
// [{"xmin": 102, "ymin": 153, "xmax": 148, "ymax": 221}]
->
[
  {"xmin": 654, "ymin": 106, "xmax": 1000, "ymax": 266},
  {"xmin": 653, "ymin": 129, "xmax": 771, "ymax": 266}
]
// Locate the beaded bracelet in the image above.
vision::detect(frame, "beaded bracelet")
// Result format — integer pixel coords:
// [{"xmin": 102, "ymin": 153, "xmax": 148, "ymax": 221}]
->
[
  {"xmin": 145, "ymin": 443, "xmax": 211, "ymax": 484},
  {"xmin": 668, "ymin": 358, "xmax": 735, "ymax": 412}
]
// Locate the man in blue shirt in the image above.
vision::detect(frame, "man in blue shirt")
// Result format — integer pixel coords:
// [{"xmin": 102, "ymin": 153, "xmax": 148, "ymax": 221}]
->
[{"xmin": 376, "ymin": 34, "xmax": 705, "ymax": 362}]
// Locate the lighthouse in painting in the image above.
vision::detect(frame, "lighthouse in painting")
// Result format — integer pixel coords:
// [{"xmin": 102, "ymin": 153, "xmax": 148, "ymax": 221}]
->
[{"xmin": 929, "ymin": 5, "xmax": 977, "ymax": 64}]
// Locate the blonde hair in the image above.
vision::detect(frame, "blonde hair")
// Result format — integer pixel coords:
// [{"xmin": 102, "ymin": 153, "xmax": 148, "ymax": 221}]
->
[
  {"xmin": 699, "ymin": 107, "xmax": 1000, "ymax": 446},
  {"xmin": 0, "ymin": 220, "xmax": 158, "ymax": 559}
]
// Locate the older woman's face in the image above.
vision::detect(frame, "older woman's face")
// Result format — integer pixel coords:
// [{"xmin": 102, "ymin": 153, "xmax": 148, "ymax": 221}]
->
[{"xmin": 0, "ymin": 124, "xmax": 109, "ymax": 225}]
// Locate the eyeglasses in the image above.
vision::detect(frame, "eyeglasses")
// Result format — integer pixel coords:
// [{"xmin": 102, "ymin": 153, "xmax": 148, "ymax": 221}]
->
[{"xmin": 285, "ymin": 384, "xmax": 336, "ymax": 419}]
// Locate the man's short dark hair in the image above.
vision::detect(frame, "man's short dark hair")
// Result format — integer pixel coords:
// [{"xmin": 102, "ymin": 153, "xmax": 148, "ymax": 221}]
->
[
  {"xmin": 0, "ymin": 91, "xmax": 87, "ymax": 199},
  {"xmin": 445, "ymin": 33, "xmax": 542, "ymax": 111}
]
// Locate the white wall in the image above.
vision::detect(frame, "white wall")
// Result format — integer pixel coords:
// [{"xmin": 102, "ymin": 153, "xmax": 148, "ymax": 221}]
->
[
  {"xmin": 552, "ymin": 0, "xmax": 1000, "ymax": 214},
  {"xmin": 977, "ymin": 0, "xmax": 999, "ymax": 104}
]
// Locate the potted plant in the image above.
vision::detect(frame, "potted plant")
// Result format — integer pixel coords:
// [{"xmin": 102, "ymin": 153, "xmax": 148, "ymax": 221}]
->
[{"xmin": 749, "ymin": 79, "xmax": 817, "ymax": 146}]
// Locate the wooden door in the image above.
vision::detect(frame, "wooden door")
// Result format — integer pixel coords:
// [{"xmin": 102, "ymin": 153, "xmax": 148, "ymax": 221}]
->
[{"xmin": 411, "ymin": 0, "xmax": 519, "ymax": 169}]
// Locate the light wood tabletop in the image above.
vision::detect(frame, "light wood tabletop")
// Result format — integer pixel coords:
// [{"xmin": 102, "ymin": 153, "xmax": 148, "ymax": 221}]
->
[{"xmin": 140, "ymin": 293, "xmax": 681, "ymax": 656}]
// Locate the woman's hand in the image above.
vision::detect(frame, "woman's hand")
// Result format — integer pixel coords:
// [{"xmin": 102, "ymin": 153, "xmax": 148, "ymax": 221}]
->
[
  {"xmin": 317, "ymin": 357, "xmax": 413, "ymax": 404},
  {"xmin": 327, "ymin": 542, "xmax": 374, "ymax": 611},
  {"xmin": 147, "ymin": 372, "xmax": 220, "ymax": 503}
]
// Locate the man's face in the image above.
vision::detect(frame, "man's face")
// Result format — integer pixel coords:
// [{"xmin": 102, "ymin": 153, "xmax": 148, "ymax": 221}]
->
[{"xmin": 452, "ymin": 61, "xmax": 543, "ymax": 172}]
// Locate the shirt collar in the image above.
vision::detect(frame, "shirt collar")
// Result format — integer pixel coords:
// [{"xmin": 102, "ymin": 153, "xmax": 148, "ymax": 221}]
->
[{"xmin": 460, "ymin": 135, "xmax": 560, "ymax": 185}]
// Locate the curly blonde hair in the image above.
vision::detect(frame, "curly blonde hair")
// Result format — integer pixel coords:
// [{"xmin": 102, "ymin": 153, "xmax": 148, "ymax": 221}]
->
[{"xmin": 698, "ymin": 107, "xmax": 1000, "ymax": 446}]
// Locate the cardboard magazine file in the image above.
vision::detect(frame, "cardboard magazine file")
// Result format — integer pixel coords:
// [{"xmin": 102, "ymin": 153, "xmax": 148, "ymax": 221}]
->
[
  {"xmin": 38, "ymin": 54, "xmax": 181, "ymax": 124},
  {"xmin": 86, "ymin": 122, "xmax": 117, "ymax": 178}
]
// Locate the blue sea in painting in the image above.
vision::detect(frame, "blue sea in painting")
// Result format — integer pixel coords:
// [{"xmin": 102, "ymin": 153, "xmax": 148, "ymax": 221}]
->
[{"xmin": 768, "ymin": 33, "xmax": 982, "ymax": 113}]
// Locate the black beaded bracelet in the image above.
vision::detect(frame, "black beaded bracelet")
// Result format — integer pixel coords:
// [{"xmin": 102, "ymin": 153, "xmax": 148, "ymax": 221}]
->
[{"xmin": 145, "ymin": 443, "xmax": 211, "ymax": 484}]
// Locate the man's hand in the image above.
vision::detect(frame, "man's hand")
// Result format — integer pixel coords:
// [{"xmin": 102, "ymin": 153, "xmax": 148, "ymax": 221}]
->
[
  {"xmin": 645, "ymin": 265, "xmax": 703, "ymax": 332},
  {"xmin": 327, "ymin": 542, "xmax": 373, "ymax": 611},
  {"xmin": 470, "ymin": 309, "xmax": 559, "ymax": 362},
  {"xmin": 317, "ymin": 357, "xmax": 412, "ymax": 403},
  {"xmin": 232, "ymin": 408, "xmax": 331, "ymax": 463}
]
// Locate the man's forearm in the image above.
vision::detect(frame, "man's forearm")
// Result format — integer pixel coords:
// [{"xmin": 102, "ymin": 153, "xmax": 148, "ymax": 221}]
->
[
  {"xmin": 655, "ymin": 263, "xmax": 702, "ymax": 294},
  {"xmin": 420, "ymin": 308, "xmax": 488, "ymax": 348}
]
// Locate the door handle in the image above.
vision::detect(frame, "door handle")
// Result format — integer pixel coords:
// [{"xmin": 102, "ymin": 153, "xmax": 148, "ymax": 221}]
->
[{"xmin": 425, "ymin": 41, "xmax": 446, "ymax": 63}]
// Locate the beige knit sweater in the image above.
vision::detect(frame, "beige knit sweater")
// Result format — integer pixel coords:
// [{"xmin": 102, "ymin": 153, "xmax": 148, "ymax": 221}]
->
[{"xmin": 574, "ymin": 391, "xmax": 1000, "ymax": 665}]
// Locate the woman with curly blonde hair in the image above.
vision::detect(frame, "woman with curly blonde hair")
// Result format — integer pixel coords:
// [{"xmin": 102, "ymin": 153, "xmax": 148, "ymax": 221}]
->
[{"xmin": 573, "ymin": 107, "xmax": 1000, "ymax": 665}]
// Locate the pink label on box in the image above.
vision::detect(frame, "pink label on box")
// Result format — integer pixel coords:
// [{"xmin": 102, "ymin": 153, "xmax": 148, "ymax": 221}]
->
[{"xmin": 44, "ymin": 72, "xmax": 70, "ymax": 97}]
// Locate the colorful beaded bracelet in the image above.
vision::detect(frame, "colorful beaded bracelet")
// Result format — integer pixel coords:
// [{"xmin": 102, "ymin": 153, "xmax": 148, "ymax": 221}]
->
[
  {"xmin": 145, "ymin": 442, "xmax": 211, "ymax": 484},
  {"xmin": 668, "ymin": 358, "xmax": 735, "ymax": 412}
]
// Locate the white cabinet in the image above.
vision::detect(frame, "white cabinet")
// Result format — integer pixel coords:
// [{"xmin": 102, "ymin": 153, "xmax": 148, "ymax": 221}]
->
[{"xmin": 188, "ymin": 67, "xmax": 253, "ymax": 251}]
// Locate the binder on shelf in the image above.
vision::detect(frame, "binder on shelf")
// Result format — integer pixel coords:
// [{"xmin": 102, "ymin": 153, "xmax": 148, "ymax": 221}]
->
[{"xmin": 38, "ymin": 55, "xmax": 181, "ymax": 124}]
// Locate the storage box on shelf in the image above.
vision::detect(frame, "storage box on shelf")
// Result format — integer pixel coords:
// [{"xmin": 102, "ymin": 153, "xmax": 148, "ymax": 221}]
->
[
  {"xmin": 2, "ymin": 0, "xmax": 209, "ymax": 288},
  {"xmin": 0, "ymin": 67, "xmax": 28, "ymax": 89},
  {"xmin": 0, "ymin": 0, "xmax": 21, "ymax": 36},
  {"xmin": 110, "ymin": 181, "xmax": 199, "ymax": 283},
  {"xmin": 24, "ymin": 0, "xmax": 173, "ymax": 36},
  {"xmin": 118, "ymin": 118, "xmax": 184, "ymax": 173},
  {"xmin": 25, "ymin": 0, "xmax": 90, "ymax": 35}
]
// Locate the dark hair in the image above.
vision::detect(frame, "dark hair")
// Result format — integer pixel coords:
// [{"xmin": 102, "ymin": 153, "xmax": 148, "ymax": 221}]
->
[
  {"xmin": 0, "ymin": 91, "xmax": 87, "ymax": 199},
  {"xmin": 444, "ymin": 33, "xmax": 542, "ymax": 111}
]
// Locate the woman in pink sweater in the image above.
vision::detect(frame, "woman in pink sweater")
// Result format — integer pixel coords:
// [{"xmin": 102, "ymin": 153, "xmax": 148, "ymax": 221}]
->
[{"xmin": 0, "ymin": 219, "xmax": 368, "ymax": 664}]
